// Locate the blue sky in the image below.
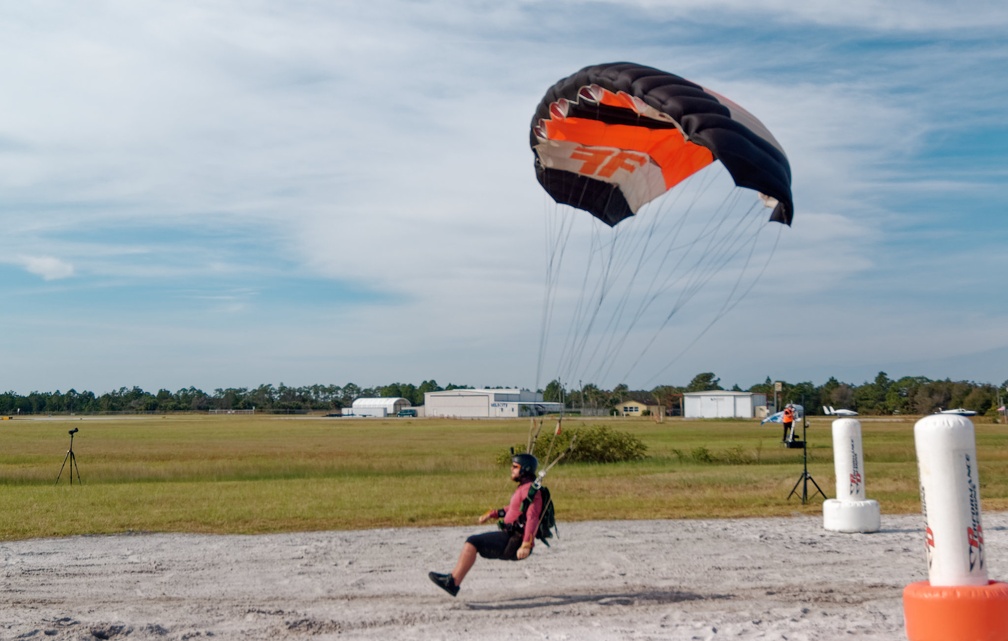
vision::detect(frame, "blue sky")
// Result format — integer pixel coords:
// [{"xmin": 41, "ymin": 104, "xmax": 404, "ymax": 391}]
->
[{"xmin": 1, "ymin": 1, "xmax": 1007, "ymax": 395}]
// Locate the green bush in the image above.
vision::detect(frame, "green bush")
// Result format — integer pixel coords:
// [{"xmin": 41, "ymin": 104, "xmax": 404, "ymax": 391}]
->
[
  {"xmin": 671, "ymin": 445, "xmax": 757, "ymax": 465},
  {"xmin": 500, "ymin": 424, "xmax": 648, "ymax": 466}
]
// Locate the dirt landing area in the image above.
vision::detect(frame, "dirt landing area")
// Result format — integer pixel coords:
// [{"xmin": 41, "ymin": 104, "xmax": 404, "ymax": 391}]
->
[{"xmin": 3, "ymin": 512, "xmax": 1006, "ymax": 640}]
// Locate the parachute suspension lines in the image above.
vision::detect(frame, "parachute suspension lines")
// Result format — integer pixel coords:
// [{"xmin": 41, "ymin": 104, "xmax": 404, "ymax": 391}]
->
[
  {"xmin": 535, "ymin": 193, "xmax": 577, "ymax": 396},
  {"xmin": 634, "ymin": 196, "xmax": 786, "ymax": 387},
  {"xmin": 526, "ymin": 416, "xmax": 576, "ymax": 480},
  {"xmin": 656, "ymin": 224, "xmax": 783, "ymax": 383},
  {"xmin": 584, "ymin": 167, "xmax": 725, "ymax": 383},
  {"xmin": 536, "ymin": 168, "xmax": 776, "ymax": 392},
  {"xmin": 527, "ymin": 415, "xmax": 544, "ymax": 455}
]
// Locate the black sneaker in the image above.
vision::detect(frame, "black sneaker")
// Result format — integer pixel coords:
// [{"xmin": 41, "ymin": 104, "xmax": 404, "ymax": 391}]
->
[{"xmin": 428, "ymin": 571, "xmax": 459, "ymax": 597}]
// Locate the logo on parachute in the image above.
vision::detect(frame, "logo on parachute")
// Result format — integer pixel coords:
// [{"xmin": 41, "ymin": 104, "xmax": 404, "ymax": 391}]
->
[{"xmin": 570, "ymin": 147, "xmax": 650, "ymax": 180}]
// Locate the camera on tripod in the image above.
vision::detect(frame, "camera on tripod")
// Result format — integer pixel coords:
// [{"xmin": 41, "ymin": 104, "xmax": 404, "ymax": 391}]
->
[{"xmin": 57, "ymin": 427, "xmax": 82, "ymax": 485}]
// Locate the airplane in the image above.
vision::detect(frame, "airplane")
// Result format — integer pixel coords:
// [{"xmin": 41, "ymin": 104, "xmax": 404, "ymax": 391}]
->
[
  {"xmin": 823, "ymin": 406, "xmax": 858, "ymax": 417},
  {"xmin": 938, "ymin": 408, "xmax": 977, "ymax": 416}
]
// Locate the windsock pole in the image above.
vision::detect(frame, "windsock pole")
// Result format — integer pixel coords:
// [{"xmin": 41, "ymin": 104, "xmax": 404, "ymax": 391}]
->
[
  {"xmin": 822, "ymin": 418, "xmax": 880, "ymax": 533},
  {"xmin": 902, "ymin": 414, "xmax": 1008, "ymax": 641}
]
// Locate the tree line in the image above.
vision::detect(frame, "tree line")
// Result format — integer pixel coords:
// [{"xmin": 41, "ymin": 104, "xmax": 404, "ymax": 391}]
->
[
  {"xmin": 540, "ymin": 371, "xmax": 1008, "ymax": 418},
  {"xmin": 1, "ymin": 371, "xmax": 1005, "ymax": 417},
  {"xmin": 0, "ymin": 381, "xmax": 465, "ymax": 415}
]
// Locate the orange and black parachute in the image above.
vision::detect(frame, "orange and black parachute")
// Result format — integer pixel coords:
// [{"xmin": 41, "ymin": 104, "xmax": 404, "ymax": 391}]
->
[{"xmin": 530, "ymin": 62, "xmax": 793, "ymax": 227}]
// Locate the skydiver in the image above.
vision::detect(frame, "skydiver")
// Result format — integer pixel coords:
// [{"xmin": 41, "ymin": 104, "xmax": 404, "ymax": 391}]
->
[{"xmin": 428, "ymin": 453, "xmax": 544, "ymax": 597}]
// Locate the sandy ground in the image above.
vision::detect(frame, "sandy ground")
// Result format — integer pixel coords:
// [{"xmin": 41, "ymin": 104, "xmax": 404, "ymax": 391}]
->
[{"xmin": 2, "ymin": 511, "xmax": 1006, "ymax": 641}]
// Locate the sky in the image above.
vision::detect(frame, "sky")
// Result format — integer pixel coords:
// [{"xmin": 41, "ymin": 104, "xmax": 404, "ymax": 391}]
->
[{"xmin": 1, "ymin": 1, "xmax": 1007, "ymax": 395}]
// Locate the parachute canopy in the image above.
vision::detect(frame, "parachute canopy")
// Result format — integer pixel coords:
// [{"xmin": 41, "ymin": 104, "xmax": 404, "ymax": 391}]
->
[{"xmin": 530, "ymin": 62, "xmax": 793, "ymax": 227}]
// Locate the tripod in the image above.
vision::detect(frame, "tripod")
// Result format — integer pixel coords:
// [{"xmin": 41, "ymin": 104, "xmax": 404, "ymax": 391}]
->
[
  {"xmin": 56, "ymin": 428, "xmax": 82, "ymax": 485},
  {"xmin": 787, "ymin": 420, "xmax": 824, "ymax": 504}
]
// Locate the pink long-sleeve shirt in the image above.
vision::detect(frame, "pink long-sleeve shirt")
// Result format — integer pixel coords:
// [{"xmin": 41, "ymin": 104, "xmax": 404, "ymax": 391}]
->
[{"xmin": 503, "ymin": 481, "xmax": 543, "ymax": 546}]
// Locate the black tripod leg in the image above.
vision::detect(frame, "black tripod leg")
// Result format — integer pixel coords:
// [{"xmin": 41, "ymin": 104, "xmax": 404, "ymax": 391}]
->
[
  {"xmin": 71, "ymin": 453, "xmax": 82, "ymax": 484},
  {"xmin": 55, "ymin": 450, "xmax": 71, "ymax": 485},
  {"xmin": 788, "ymin": 473, "xmax": 804, "ymax": 500},
  {"xmin": 807, "ymin": 473, "xmax": 825, "ymax": 500}
]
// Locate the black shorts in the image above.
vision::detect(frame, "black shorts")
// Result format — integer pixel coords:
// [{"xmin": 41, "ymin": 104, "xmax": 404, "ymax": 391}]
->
[{"xmin": 466, "ymin": 530, "xmax": 526, "ymax": 561}]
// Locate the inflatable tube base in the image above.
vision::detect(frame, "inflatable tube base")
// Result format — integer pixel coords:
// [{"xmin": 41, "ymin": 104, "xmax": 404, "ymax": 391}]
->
[
  {"xmin": 822, "ymin": 498, "xmax": 881, "ymax": 533},
  {"xmin": 903, "ymin": 580, "xmax": 1008, "ymax": 641}
]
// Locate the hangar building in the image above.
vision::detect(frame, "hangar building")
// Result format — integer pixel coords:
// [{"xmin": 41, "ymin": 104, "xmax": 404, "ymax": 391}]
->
[
  {"xmin": 682, "ymin": 391, "xmax": 767, "ymax": 419},
  {"xmin": 350, "ymin": 397, "xmax": 412, "ymax": 417},
  {"xmin": 424, "ymin": 389, "xmax": 563, "ymax": 418}
]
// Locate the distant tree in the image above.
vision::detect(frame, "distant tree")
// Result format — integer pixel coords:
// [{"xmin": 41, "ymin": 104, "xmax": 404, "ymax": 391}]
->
[
  {"xmin": 829, "ymin": 383, "xmax": 856, "ymax": 411},
  {"xmin": 177, "ymin": 387, "xmax": 211, "ymax": 411},
  {"xmin": 747, "ymin": 377, "xmax": 774, "ymax": 397},
  {"xmin": 378, "ymin": 382, "xmax": 418, "ymax": 404},
  {"xmin": 581, "ymin": 383, "xmax": 605, "ymax": 415},
  {"xmin": 418, "ymin": 379, "xmax": 441, "ymax": 395},
  {"xmin": 609, "ymin": 383, "xmax": 630, "ymax": 407},
  {"xmin": 854, "ymin": 372, "xmax": 891, "ymax": 414},
  {"xmin": 686, "ymin": 372, "xmax": 721, "ymax": 392},
  {"xmin": 155, "ymin": 389, "xmax": 176, "ymax": 411},
  {"xmin": 246, "ymin": 384, "xmax": 277, "ymax": 409},
  {"xmin": 913, "ymin": 380, "xmax": 951, "ymax": 414},
  {"xmin": 885, "ymin": 376, "xmax": 928, "ymax": 415},
  {"xmin": 213, "ymin": 387, "xmax": 246, "ymax": 411},
  {"xmin": 543, "ymin": 379, "xmax": 565, "ymax": 403},
  {"xmin": 962, "ymin": 384, "xmax": 996, "ymax": 415},
  {"xmin": 650, "ymin": 385, "xmax": 680, "ymax": 410},
  {"xmin": 786, "ymin": 381, "xmax": 818, "ymax": 410},
  {"xmin": 947, "ymin": 380, "xmax": 976, "ymax": 410},
  {"xmin": 340, "ymin": 383, "xmax": 360, "ymax": 406}
]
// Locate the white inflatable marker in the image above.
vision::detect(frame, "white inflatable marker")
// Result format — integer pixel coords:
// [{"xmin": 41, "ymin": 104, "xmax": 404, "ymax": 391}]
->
[
  {"xmin": 913, "ymin": 414, "xmax": 987, "ymax": 586},
  {"xmin": 822, "ymin": 418, "xmax": 880, "ymax": 533},
  {"xmin": 832, "ymin": 418, "xmax": 866, "ymax": 501}
]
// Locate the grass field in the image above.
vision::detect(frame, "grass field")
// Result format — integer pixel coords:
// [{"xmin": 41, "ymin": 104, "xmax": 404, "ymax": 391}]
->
[{"xmin": 1, "ymin": 414, "xmax": 1005, "ymax": 541}]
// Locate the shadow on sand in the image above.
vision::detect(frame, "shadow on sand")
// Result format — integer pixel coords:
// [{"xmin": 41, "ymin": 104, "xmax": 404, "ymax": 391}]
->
[{"xmin": 466, "ymin": 588, "xmax": 731, "ymax": 611}]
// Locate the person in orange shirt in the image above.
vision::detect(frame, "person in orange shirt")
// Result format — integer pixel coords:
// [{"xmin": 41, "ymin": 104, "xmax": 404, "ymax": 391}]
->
[{"xmin": 782, "ymin": 404, "xmax": 795, "ymax": 443}]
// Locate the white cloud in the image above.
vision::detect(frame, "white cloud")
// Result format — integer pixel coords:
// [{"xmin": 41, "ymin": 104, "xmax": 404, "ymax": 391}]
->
[{"xmin": 20, "ymin": 255, "xmax": 75, "ymax": 281}]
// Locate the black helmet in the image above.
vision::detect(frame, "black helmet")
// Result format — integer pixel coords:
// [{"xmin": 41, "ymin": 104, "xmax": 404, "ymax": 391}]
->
[{"xmin": 511, "ymin": 453, "xmax": 538, "ymax": 479}]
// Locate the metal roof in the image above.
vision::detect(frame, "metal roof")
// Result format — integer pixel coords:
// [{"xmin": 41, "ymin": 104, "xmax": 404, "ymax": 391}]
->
[{"xmin": 351, "ymin": 397, "xmax": 410, "ymax": 409}]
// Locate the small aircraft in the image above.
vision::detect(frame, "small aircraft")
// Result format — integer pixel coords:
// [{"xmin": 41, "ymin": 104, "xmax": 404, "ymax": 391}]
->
[
  {"xmin": 823, "ymin": 406, "xmax": 858, "ymax": 417},
  {"xmin": 938, "ymin": 408, "xmax": 977, "ymax": 416}
]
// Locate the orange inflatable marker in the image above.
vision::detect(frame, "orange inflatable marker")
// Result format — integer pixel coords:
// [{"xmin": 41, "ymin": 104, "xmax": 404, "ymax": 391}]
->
[{"xmin": 903, "ymin": 414, "xmax": 1008, "ymax": 641}]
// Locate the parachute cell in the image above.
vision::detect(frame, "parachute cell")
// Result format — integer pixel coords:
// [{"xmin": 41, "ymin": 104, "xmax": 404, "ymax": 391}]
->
[{"xmin": 530, "ymin": 62, "xmax": 793, "ymax": 228}]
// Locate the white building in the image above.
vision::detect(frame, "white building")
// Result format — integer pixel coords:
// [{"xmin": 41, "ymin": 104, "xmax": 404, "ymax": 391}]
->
[
  {"xmin": 682, "ymin": 391, "xmax": 767, "ymax": 419},
  {"xmin": 424, "ymin": 389, "xmax": 563, "ymax": 418},
  {"xmin": 350, "ymin": 397, "xmax": 412, "ymax": 418}
]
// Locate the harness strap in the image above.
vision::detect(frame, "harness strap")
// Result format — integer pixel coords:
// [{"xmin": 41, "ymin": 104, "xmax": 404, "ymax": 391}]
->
[
  {"xmin": 499, "ymin": 480, "xmax": 541, "ymax": 534},
  {"xmin": 521, "ymin": 478, "xmax": 542, "ymax": 514}
]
